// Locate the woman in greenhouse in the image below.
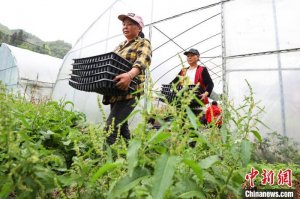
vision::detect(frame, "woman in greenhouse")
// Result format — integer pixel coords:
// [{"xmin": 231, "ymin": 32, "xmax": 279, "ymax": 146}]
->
[
  {"xmin": 171, "ymin": 48, "xmax": 214, "ymax": 108},
  {"xmin": 103, "ymin": 13, "xmax": 152, "ymax": 145}
]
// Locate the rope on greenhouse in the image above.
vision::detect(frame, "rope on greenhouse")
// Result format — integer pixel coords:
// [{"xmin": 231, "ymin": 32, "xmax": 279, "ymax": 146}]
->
[
  {"xmin": 68, "ymin": 0, "xmax": 227, "ymax": 54},
  {"xmin": 226, "ymin": 67, "xmax": 300, "ymax": 72},
  {"xmin": 200, "ymin": 61, "xmax": 222, "ymax": 78},
  {"xmin": 69, "ymin": 1, "xmax": 227, "ymax": 54},
  {"xmin": 68, "ymin": 33, "xmax": 122, "ymax": 54},
  {"xmin": 208, "ymin": 62, "xmax": 222, "ymax": 71},
  {"xmin": 151, "ymin": 33, "xmax": 221, "ymax": 72},
  {"xmin": 203, "ymin": 58, "xmax": 223, "ymax": 80},
  {"xmin": 153, "ymin": 26, "xmax": 184, "ymax": 51},
  {"xmin": 153, "ymin": 45, "xmax": 222, "ymax": 85},
  {"xmin": 73, "ymin": 0, "xmax": 119, "ymax": 48},
  {"xmin": 226, "ymin": 47, "xmax": 300, "ymax": 59},
  {"xmin": 150, "ymin": 11, "xmax": 221, "ymax": 72},
  {"xmin": 147, "ymin": 0, "xmax": 232, "ymax": 26},
  {"xmin": 0, "ymin": 66, "xmax": 16, "ymax": 72},
  {"xmin": 211, "ymin": 69, "xmax": 222, "ymax": 76},
  {"xmin": 210, "ymin": 73, "xmax": 222, "ymax": 82},
  {"xmin": 151, "ymin": 27, "xmax": 222, "ymax": 84},
  {"xmin": 202, "ymin": 56, "xmax": 221, "ymax": 58},
  {"xmin": 203, "ymin": 57, "xmax": 220, "ymax": 64},
  {"xmin": 152, "ymin": 13, "xmax": 221, "ymax": 52}
]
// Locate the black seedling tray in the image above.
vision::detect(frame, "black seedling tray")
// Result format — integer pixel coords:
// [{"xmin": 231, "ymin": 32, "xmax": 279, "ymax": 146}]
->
[
  {"xmin": 159, "ymin": 95, "xmax": 175, "ymax": 104},
  {"xmin": 73, "ymin": 52, "xmax": 132, "ymax": 68},
  {"xmin": 160, "ymin": 84, "xmax": 205, "ymax": 106},
  {"xmin": 161, "ymin": 84, "xmax": 172, "ymax": 92},
  {"xmin": 161, "ymin": 90, "xmax": 176, "ymax": 98},
  {"xmin": 70, "ymin": 52, "xmax": 143, "ymax": 95},
  {"xmin": 72, "ymin": 58, "xmax": 131, "ymax": 72},
  {"xmin": 70, "ymin": 71, "xmax": 139, "ymax": 85},
  {"xmin": 69, "ymin": 79, "xmax": 136, "ymax": 96},
  {"xmin": 71, "ymin": 64, "xmax": 127, "ymax": 76},
  {"xmin": 161, "ymin": 84, "xmax": 204, "ymax": 94}
]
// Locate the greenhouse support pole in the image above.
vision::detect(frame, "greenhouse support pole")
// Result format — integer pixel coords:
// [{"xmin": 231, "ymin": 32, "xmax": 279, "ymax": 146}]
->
[
  {"xmin": 105, "ymin": 9, "xmax": 112, "ymax": 52},
  {"xmin": 272, "ymin": 0, "xmax": 286, "ymax": 136},
  {"xmin": 221, "ymin": 0, "xmax": 227, "ymax": 98},
  {"xmin": 143, "ymin": 0, "xmax": 154, "ymax": 115}
]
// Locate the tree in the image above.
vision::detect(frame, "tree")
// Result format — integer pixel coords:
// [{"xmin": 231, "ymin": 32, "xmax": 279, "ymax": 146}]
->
[
  {"xmin": 10, "ymin": 32, "xmax": 18, "ymax": 45},
  {"xmin": 43, "ymin": 44, "xmax": 51, "ymax": 55}
]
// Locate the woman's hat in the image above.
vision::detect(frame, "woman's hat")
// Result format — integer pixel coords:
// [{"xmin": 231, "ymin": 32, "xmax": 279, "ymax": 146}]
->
[
  {"xmin": 118, "ymin": 13, "xmax": 144, "ymax": 28},
  {"xmin": 184, "ymin": 48, "xmax": 200, "ymax": 56}
]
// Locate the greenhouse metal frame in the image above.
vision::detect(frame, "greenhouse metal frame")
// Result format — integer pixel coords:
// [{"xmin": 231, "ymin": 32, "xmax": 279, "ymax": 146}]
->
[{"xmin": 52, "ymin": 0, "xmax": 300, "ymax": 140}]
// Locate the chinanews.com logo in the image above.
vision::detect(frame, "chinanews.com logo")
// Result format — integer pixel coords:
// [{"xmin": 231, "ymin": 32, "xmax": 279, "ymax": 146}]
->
[{"xmin": 244, "ymin": 167, "xmax": 295, "ymax": 198}]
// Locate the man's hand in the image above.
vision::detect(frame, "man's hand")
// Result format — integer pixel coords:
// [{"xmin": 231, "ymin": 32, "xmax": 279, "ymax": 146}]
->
[{"xmin": 114, "ymin": 73, "xmax": 132, "ymax": 90}]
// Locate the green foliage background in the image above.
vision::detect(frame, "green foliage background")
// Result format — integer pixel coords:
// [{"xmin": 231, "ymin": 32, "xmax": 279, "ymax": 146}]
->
[
  {"xmin": 0, "ymin": 23, "xmax": 71, "ymax": 59},
  {"xmin": 0, "ymin": 81, "xmax": 299, "ymax": 199}
]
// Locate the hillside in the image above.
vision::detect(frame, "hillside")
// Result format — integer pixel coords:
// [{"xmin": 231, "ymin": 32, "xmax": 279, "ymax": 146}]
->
[{"xmin": 0, "ymin": 23, "xmax": 71, "ymax": 59}]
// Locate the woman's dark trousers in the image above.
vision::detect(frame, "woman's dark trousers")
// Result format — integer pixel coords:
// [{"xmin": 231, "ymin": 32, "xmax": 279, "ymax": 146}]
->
[{"xmin": 106, "ymin": 99, "xmax": 136, "ymax": 145}]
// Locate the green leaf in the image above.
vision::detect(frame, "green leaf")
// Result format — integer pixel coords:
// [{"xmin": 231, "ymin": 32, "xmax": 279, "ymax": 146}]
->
[
  {"xmin": 62, "ymin": 140, "xmax": 71, "ymax": 146},
  {"xmin": 251, "ymin": 130, "xmax": 262, "ymax": 142},
  {"xmin": 241, "ymin": 140, "xmax": 252, "ymax": 166},
  {"xmin": 203, "ymin": 171, "xmax": 218, "ymax": 185},
  {"xmin": 149, "ymin": 126, "xmax": 171, "ymax": 144},
  {"xmin": 151, "ymin": 154, "xmax": 179, "ymax": 199},
  {"xmin": 108, "ymin": 167, "xmax": 149, "ymax": 199},
  {"xmin": 182, "ymin": 159, "xmax": 203, "ymax": 184},
  {"xmin": 152, "ymin": 145, "xmax": 168, "ymax": 154},
  {"xmin": 231, "ymin": 171, "xmax": 245, "ymax": 185},
  {"xmin": 127, "ymin": 140, "xmax": 141, "ymax": 176},
  {"xmin": 0, "ymin": 180, "xmax": 14, "ymax": 198},
  {"xmin": 89, "ymin": 161, "xmax": 122, "ymax": 185},
  {"xmin": 63, "ymin": 101, "xmax": 74, "ymax": 108},
  {"xmin": 147, "ymin": 96, "xmax": 152, "ymax": 114},
  {"xmin": 186, "ymin": 106, "xmax": 199, "ymax": 130},
  {"xmin": 231, "ymin": 144, "xmax": 240, "ymax": 161},
  {"xmin": 173, "ymin": 176, "xmax": 205, "ymax": 198},
  {"xmin": 58, "ymin": 174, "xmax": 81, "ymax": 186},
  {"xmin": 179, "ymin": 191, "xmax": 205, "ymax": 199},
  {"xmin": 236, "ymin": 116, "xmax": 247, "ymax": 125},
  {"xmin": 41, "ymin": 130, "xmax": 55, "ymax": 135},
  {"xmin": 35, "ymin": 170, "xmax": 56, "ymax": 191},
  {"xmin": 220, "ymin": 128, "xmax": 227, "ymax": 144},
  {"xmin": 19, "ymin": 116, "xmax": 31, "ymax": 129},
  {"xmin": 173, "ymin": 176, "xmax": 199, "ymax": 194},
  {"xmin": 199, "ymin": 155, "xmax": 219, "ymax": 169}
]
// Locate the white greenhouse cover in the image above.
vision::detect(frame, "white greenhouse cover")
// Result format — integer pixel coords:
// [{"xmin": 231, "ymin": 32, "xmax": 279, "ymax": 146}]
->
[
  {"xmin": 0, "ymin": 43, "xmax": 62, "ymax": 84},
  {"xmin": 52, "ymin": 0, "xmax": 300, "ymax": 140},
  {"xmin": 223, "ymin": 0, "xmax": 300, "ymax": 140},
  {"xmin": 0, "ymin": 43, "xmax": 62, "ymax": 100}
]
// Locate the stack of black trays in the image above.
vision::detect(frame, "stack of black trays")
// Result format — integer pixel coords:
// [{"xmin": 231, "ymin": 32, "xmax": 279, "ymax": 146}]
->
[
  {"xmin": 160, "ymin": 84, "xmax": 205, "ymax": 109},
  {"xmin": 69, "ymin": 52, "xmax": 140, "ymax": 96}
]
